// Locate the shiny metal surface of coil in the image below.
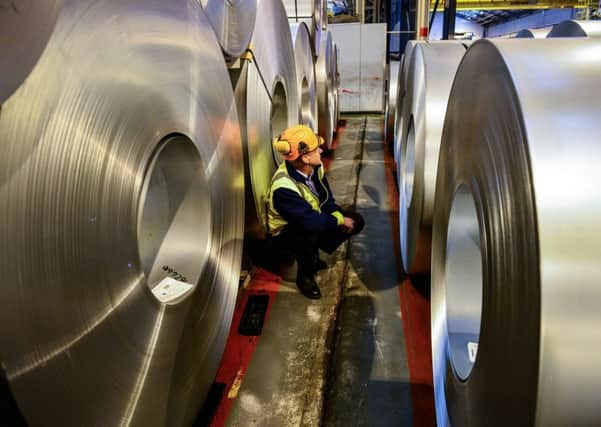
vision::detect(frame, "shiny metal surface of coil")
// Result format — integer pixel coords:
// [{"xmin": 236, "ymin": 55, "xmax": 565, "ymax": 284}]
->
[
  {"xmin": 0, "ymin": 0, "xmax": 62, "ymax": 104},
  {"xmin": 233, "ymin": 0, "xmax": 299, "ymax": 237},
  {"xmin": 385, "ymin": 60, "xmax": 401, "ymax": 145},
  {"xmin": 333, "ymin": 43, "xmax": 341, "ymax": 127},
  {"xmin": 290, "ymin": 22, "xmax": 318, "ymax": 131},
  {"xmin": 398, "ymin": 42, "xmax": 466, "ymax": 274},
  {"xmin": 515, "ymin": 28, "xmax": 551, "ymax": 38},
  {"xmin": 315, "ymin": 30, "xmax": 335, "ymax": 149},
  {"xmin": 432, "ymin": 38, "xmax": 601, "ymax": 427},
  {"xmin": 547, "ymin": 19, "xmax": 601, "ymax": 37},
  {"xmin": 199, "ymin": 0, "xmax": 257, "ymax": 62},
  {"xmin": 0, "ymin": 1, "xmax": 244, "ymax": 425},
  {"xmin": 283, "ymin": 0, "xmax": 324, "ymax": 56},
  {"xmin": 394, "ymin": 41, "xmax": 420, "ymax": 165}
]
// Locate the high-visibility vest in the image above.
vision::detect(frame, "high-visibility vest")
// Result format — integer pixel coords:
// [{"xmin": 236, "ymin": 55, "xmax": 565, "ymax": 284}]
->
[{"xmin": 264, "ymin": 162, "xmax": 326, "ymax": 236}]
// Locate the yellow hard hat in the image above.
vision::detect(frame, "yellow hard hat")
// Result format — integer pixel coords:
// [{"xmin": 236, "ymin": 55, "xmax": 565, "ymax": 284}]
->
[{"xmin": 273, "ymin": 125, "xmax": 325, "ymax": 161}]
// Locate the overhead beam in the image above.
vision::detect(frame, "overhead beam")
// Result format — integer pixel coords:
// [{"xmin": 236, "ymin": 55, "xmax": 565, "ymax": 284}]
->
[{"xmin": 430, "ymin": 0, "xmax": 586, "ymax": 9}]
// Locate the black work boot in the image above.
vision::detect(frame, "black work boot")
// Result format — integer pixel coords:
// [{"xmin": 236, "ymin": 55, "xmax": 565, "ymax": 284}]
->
[{"xmin": 296, "ymin": 271, "xmax": 321, "ymax": 299}]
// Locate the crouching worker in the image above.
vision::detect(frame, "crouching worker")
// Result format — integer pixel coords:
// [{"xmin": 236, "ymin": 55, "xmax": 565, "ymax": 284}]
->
[{"xmin": 264, "ymin": 125, "xmax": 364, "ymax": 299}]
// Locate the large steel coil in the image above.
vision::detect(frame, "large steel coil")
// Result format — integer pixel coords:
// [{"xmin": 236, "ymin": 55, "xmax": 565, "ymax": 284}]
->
[
  {"xmin": 290, "ymin": 22, "xmax": 318, "ymax": 131},
  {"xmin": 316, "ymin": 30, "xmax": 335, "ymax": 149},
  {"xmin": 0, "ymin": 1, "xmax": 62, "ymax": 104},
  {"xmin": 199, "ymin": 0, "xmax": 257, "ymax": 62},
  {"xmin": 385, "ymin": 60, "xmax": 401, "ymax": 146},
  {"xmin": 0, "ymin": 1, "xmax": 244, "ymax": 425},
  {"xmin": 283, "ymin": 0, "xmax": 324, "ymax": 56},
  {"xmin": 515, "ymin": 27, "xmax": 551, "ymax": 38},
  {"xmin": 398, "ymin": 42, "xmax": 466, "ymax": 274},
  {"xmin": 233, "ymin": 0, "xmax": 299, "ymax": 237},
  {"xmin": 547, "ymin": 19, "xmax": 601, "ymax": 38},
  {"xmin": 432, "ymin": 38, "xmax": 601, "ymax": 427}
]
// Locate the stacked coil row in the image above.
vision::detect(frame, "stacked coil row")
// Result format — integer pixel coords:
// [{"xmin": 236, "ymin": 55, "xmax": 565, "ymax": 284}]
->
[
  {"xmin": 390, "ymin": 20, "xmax": 601, "ymax": 427},
  {"xmin": 0, "ymin": 0, "xmax": 339, "ymax": 425},
  {"xmin": 513, "ymin": 19, "xmax": 601, "ymax": 39}
]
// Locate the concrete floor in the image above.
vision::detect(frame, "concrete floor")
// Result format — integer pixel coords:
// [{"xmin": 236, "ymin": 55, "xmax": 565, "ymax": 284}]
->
[
  {"xmin": 223, "ymin": 115, "xmax": 430, "ymax": 427},
  {"xmin": 322, "ymin": 116, "xmax": 413, "ymax": 426}
]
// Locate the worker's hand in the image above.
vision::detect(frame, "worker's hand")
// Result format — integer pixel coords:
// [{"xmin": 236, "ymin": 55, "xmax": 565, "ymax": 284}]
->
[{"xmin": 342, "ymin": 217, "xmax": 355, "ymax": 233}]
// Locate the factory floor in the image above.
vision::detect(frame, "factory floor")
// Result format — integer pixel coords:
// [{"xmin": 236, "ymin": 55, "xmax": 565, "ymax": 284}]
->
[{"xmin": 202, "ymin": 115, "xmax": 435, "ymax": 427}]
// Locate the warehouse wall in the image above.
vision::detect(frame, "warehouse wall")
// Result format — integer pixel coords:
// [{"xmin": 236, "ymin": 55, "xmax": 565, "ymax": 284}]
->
[
  {"xmin": 429, "ymin": 13, "xmax": 484, "ymax": 39},
  {"xmin": 485, "ymin": 8, "xmax": 576, "ymax": 37}
]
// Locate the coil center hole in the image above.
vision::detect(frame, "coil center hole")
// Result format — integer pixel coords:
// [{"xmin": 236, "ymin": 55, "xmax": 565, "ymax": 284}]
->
[
  {"xmin": 271, "ymin": 81, "xmax": 289, "ymax": 163},
  {"xmin": 403, "ymin": 117, "xmax": 416, "ymax": 205},
  {"xmin": 300, "ymin": 77, "xmax": 311, "ymax": 128},
  {"xmin": 138, "ymin": 135, "xmax": 211, "ymax": 305},
  {"xmin": 445, "ymin": 185, "xmax": 483, "ymax": 380}
]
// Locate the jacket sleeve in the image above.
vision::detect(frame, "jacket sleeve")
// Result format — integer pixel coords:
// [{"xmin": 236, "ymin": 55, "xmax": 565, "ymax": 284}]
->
[
  {"xmin": 319, "ymin": 174, "xmax": 342, "ymax": 214},
  {"xmin": 273, "ymin": 188, "xmax": 343, "ymax": 233}
]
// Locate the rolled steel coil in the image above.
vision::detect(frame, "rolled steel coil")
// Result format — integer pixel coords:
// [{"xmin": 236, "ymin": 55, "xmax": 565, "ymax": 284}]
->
[
  {"xmin": 432, "ymin": 38, "xmax": 601, "ymax": 427},
  {"xmin": 398, "ymin": 42, "xmax": 467, "ymax": 274},
  {"xmin": 199, "ymin": 0, "xmax": 257, "ymax": 63},
  {"xmin": 0, "ymin": 1, "xmax": 62, "ymax": 104},
  {"xmin": 385, "ymin": 60, "xmax": 401, "ymax": 146},
  {"xmin": 515, "ymin": 27, "xmax": 551, "ymax": 38},
  {"xmin": 290, "ymin": 22, "xmax": 318, "ymax": 131},
  {"xmin": 547, "ymin": 19, "xmax": 601, "ymax": 38},
  {"xmin": 233, "ymin": 0, "xmax": 299, "ymax": 237},
  {"xmin": 316, "ymin": 30, "xmax": 335, "ymax": 149},
  {"xmin": 0, "ymin": 1, "xmax": 244, "ymax": 425},
  {"xmin": 283, "ymin": 0, "xmax": 324, "ymax": 56}
]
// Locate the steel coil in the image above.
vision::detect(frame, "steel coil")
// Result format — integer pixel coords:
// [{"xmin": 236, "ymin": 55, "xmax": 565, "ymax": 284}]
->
[
  {"xmin": 199, "ymin": 0, "xmax": 257, "ymax": 62},
  {"xmin": 432, "ymin": 38, "xmax": 601, "ymax": 427},
  {"xmin": 0, "ymin": 1, "xmax": 244, "ymax": 425},
  {"xmin": 0, "ymin": 1, "xmax": 62, "ymax": 104},
  {"xmin": 547, "ymin": 19, "xmax": 601, "ymax": 38},
  {"xmin": 385, "ymin": 60, "xmax": 401, "ymax": 146},
  {"xmin": 283, "ymin": 0, "xmax": 324, "ymax": 56},
  {"xmin": 316, "ymin": 30, "xmax": 335, "ymax": 149},
  {"xmin": 290, "ymin": 22, "xmax": 318, "ymax": 131},
  {"xmin": 515, "ymin": 28, "xmax": 551, "ymax": 38},
  {"xmin": 233, "ymin": 0, "xmax": 299, "ymax": 237},
  {"xmin": 398, "ymin": 42, "xmax": 466, "ymax": 274}
]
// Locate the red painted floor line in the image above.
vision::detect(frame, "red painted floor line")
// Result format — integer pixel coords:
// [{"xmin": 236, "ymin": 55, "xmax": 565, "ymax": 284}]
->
[
  {"xmin": 383, "ymin": 136, "xmax": 436, "ymax": 427},
  {"xmin": 209, "ymin": 268, "xmax": 282, "ymax": 427}
]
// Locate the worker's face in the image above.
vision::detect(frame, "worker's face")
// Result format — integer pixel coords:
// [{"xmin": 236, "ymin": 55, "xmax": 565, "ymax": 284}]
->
[{"xmin": 302, "ymin": 147, "xmax": 322, "ymax": 166}]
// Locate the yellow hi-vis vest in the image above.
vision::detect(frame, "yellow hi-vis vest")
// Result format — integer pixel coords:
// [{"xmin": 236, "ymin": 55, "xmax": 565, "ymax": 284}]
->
[{"xmin": 264, "ymin": 162, "xmax": 341, "ymax": 236}]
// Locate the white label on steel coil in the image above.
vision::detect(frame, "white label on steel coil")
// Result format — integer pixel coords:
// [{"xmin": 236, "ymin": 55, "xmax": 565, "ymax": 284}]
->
[
  {"xmin": 152, "ymin": 277, "xmax": 193, "ymax": 304},
  {"xmin": 467, "ymin": 341, "xmax": 478, "ymax": 363}
]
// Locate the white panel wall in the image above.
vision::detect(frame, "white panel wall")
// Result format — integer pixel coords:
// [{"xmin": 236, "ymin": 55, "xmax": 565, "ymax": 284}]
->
[{"xmin": 330, "ymin": 23, "xmax": 386, "ymax": 112}]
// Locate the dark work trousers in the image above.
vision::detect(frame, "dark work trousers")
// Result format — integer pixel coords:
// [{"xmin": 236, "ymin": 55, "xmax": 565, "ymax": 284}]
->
[{"xmin": 265, "ymin": 210, "xmax": 365, "ymax": 275}]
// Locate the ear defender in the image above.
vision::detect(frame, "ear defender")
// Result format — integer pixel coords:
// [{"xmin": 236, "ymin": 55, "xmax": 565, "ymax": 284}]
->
[{"xmin": 273, "ymin": 136, "xmax": 291, "ymax": 155}]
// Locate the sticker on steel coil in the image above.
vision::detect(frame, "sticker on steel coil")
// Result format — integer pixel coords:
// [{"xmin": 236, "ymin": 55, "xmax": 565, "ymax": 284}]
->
[
  {"xmin": 468, "ymin": 342, "xmax": 478, "ymax": 363},
  {"xmin": 152, "ymin": 277, "xmax": 193, "ymax": 303}
]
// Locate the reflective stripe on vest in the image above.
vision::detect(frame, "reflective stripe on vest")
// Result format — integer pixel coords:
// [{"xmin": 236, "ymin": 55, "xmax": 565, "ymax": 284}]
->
[{"xmin": 265, "ymin": 162, "xmax": 325, "ymax": 236}]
